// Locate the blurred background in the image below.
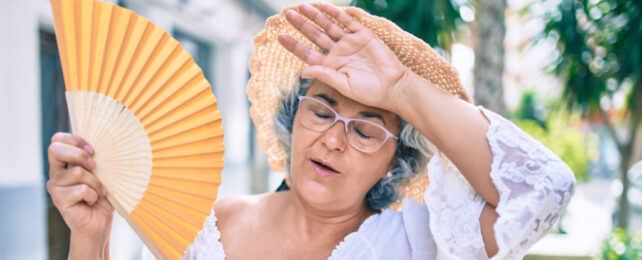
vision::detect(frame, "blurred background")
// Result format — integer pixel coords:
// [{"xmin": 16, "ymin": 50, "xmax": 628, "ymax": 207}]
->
[{"xmin": 0, "ymin": 0, "xmax": 640, "ymax": 259}]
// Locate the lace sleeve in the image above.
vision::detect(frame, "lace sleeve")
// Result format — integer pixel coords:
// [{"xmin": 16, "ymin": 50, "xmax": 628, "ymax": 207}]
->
[
  {"xmin": 182, "ymin": 207, "xmax": 226, "ymax": 260},
  {"xmin": 424, "ymin": 106, "xmax": 576, "ymax": 260}
]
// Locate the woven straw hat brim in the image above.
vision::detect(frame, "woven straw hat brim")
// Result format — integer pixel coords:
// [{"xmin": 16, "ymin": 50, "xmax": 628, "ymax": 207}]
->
[{"xmin": 247, "ymin": 4, "xmax": 472, "ymax": 207}]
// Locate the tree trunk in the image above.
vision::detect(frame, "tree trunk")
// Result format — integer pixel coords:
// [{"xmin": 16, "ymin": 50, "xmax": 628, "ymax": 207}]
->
[
  {"xmin": 473, "ymin": 0, "xmax": 507, "ymax": 116},
  {"xmin": 617, "ymin": 147, "xmax": 632, "ymax": 228},
  {"xmin": 618, "ymin": 77, "xmax": 642, "ymax": 228}
]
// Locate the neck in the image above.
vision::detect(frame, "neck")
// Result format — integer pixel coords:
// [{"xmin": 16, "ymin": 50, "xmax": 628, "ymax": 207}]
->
[{"xmin": 277, "ymin": 190, "xmax": 377, "ymax": 242}]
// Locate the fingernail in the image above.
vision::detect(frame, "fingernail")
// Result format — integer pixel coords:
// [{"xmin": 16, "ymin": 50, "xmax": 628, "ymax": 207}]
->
[
  {"xmin": 87, "ymin": 158, "xmax": 96, "ymax": 169},
  {"xmin": 84, "ymin": 145, "xmax": 94, "ymax": 155}
]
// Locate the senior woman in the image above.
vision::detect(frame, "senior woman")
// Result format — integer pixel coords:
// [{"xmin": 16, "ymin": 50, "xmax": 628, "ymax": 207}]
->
[{"xmin": 46, "ymin": 3, "xmax": 575, "ymax": 260}]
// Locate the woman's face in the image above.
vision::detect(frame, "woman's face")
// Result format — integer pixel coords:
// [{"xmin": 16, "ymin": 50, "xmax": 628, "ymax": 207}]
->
[{"xmin": 289, "ymin": 80, "xmax": 400, "ymax": 212}]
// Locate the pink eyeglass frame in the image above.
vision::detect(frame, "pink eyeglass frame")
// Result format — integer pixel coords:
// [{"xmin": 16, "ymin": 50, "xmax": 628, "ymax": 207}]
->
[{"xmin": 297, "ymin": 95, "xmax": 398, "ymax": 152}]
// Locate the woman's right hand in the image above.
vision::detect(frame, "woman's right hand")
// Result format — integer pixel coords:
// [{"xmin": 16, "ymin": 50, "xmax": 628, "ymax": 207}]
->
[{"xmin": 46, "ymin": 132, "xmax": 114, "ymax": 259}]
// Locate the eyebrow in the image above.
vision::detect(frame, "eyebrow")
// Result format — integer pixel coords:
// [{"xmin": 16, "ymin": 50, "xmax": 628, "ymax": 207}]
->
[
  {"xmin": 313, "ymin": 93, "xmax": 387, "ymax": 126},
  {"xmin": 359, "ymin": 111, "xmax": 386, "ymax": 126},
  {"xmin": 313, "ymin": 94, "xmax": 337, "ymax": 106}
]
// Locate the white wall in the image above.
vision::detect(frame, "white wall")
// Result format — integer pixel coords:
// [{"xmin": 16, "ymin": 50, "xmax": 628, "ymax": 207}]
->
[
  {"xmin": 0, "ymin": 0, "xmax": 44, "ymax": 186},
  {"xmin": 0, "ymin": 1, "xmax": 48, "ymax": 259}
]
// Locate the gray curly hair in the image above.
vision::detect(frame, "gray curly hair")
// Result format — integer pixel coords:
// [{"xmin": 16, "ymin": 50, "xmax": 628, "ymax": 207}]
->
[{"xmin": 273, "ymin": 78, "xmax": 435, "ymax": 210}]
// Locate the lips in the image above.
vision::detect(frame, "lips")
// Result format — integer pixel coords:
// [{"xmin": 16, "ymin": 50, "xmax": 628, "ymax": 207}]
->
[{"xmin": 311, "ymin": 159, "xmax": 340, "ymax": 176}]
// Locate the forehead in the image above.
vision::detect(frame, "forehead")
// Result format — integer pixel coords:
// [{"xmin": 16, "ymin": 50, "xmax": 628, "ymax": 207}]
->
[{"xmin": 305, "ymin": 80, "xmax": 400, "ymax": 130}]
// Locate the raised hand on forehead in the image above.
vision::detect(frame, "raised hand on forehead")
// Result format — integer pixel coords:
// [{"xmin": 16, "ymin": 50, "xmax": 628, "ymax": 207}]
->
[{"xmin": 278, "ymin": 3, "xmax": 408, "ymax": 111}]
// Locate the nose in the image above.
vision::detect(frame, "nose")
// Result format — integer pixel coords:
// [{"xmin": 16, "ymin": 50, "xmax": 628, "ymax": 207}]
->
[{"xmin": 321, "ymin": 120, "xmax": 348, "ymax": 152}]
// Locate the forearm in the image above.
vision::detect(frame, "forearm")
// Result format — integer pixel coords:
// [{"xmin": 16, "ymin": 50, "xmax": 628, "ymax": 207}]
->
[
  {"xmin": 392, "ymin": 70, "xmax": 499, "ymax": 207},
  {"xmin": 69, "ymin": 233, "xmax": 109, "ymax": 260},
  {"xmin": 103, "ymin": 232, "xmax": 110, "ymax": 260},
  {"xmin": 103, "ymin": 216, "xmax": 112, "ymax": 260}
]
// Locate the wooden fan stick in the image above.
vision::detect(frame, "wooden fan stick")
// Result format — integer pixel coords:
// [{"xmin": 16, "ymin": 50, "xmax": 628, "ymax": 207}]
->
[{"xmin": 50, "ymin": 1, "xmax": 225, "ymax": 259}]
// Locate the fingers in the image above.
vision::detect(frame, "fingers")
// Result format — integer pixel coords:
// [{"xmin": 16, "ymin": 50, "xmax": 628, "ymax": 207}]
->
[
  {"xmin": 48, "ymin": 141, "xmax": 95, "ymax": 177},
  {"xmin": 48, "ymin": 132, "xmax": 94, "ymax": 171},
  {"xmin": 298, "ymin": 4, "xmax": 346, "ymax": 42},
  {"xmin": 319, "ymin": 3, "xmax": 363, "ymax": 33},
  {"xmin": 49, "ymin": 184, "xmax": 100, "ymax": 208},
  {"xmin": 51, "ymin": 132, "xmax": 94, "ymax": 155},
  {"xmin": 47, "ymin": 164, "xmax": 107, "ymax": 210},
  {"xmin": 285, "ymin": 10, "xmax": 335, "ymax": 51},
  {"xmin": 95, "ymin": 196, "xmax": 114, "ymax": 213},
  {"xmin": 278, "ymin": 34, "xmax": 325, "ymax": 65},
  {"xmin": 302, "ymin": 65, "xmax": 349, "ymax": 93},
  {"xmin": 56, "ymin": 166, "xmax": 108, "ymax": 197}
]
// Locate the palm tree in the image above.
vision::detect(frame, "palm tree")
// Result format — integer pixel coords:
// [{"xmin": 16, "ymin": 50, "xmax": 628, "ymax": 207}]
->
[
  {"xmin": 473, "ymin": 0, "xmax": 507, "ymax": 115},
  {"xmin": 538, "ymin": 0, "xmax": 642, "ymax": 228},
  {"xmin": 350, "ymin": 0, "xmax": 463, "ymax": 54}
]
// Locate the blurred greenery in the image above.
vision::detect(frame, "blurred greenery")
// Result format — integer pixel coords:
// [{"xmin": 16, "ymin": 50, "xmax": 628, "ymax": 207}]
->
[
  {"xmin": 600, "ymin": 228, "xmax": 642, "ymax": 260},
  {"xmin": 350, "ymin": 0, "xmax": 465, "ymax": 49},
  {"xmin": 540, "ymin": 0, "xmax": 641, "ymax": 114},
  {"xmin": 513, "ymin": 115, "xmax": 595, "ymax": 183},
  {"xmin": 536, "ymin": 0, "xmax": 642, "ymax": 228},
  {"xmin": 512, "ymin": 92, "xmax": 596, "ymax": 183},
  {"xmin": 513, "ymin": 92, "xmax": 547, "ymax": 129}
]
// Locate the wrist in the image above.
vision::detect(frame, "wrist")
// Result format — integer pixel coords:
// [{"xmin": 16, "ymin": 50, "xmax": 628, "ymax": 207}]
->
[
  {"xmin": 387, "ymin": 68, "xmax": 425, "ymax": 116},
  {"xmin": 69, "ymin": 233, "xmax": 108, "ymax": 260},
  {"xmin": 386, "ymin": 68, "xmax": 453, "ymax": 142},
  {"xmin": 386, "ymin": 67, "xmax": 412, "ymax": 114}
]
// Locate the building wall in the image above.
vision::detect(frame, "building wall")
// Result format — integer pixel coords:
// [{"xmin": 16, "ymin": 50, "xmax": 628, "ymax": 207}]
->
[{"xmin": 0, "ymin": 1, "xmax": 48, "ymax": 259}]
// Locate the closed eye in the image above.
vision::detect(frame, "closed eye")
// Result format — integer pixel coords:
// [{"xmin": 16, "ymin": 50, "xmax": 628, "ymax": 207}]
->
[
  {"xmin": 355, "ymin": 128, "xmax": 372, "ymax": 139},
  {"xmin": 314, "ymin": 112, "xmax": 332, "ymax": 119}
]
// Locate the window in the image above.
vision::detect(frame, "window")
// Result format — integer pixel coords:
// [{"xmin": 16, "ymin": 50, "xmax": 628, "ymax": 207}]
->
[
  {"xmin": 40, "ymin": 29, "xmax": 72, "ymax": 260},
  {"xmin": 173, "ymin": 30, "xmax": 214, "ymax": 93},
  {"xmin": 39, "ymin": 30, "xmax": 69, "ymax": 183}
]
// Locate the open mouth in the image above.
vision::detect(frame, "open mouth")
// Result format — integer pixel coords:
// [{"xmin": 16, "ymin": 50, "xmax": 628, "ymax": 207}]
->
[{"xmin": 311, "ymin": 160, "xmax": 340, "ymax": 174}]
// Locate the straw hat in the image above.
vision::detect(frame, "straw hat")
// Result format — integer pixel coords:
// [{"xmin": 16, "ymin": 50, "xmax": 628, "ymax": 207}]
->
[{"xmin": 247, "ymin": 3, "xmax": 472, "ymax": 207}]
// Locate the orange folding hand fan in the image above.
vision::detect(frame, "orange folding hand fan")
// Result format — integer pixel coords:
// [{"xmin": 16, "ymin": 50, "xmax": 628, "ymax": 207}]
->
[{"xmin": 50, "ymin": 0, "xmax": 224, "ymax": 259}]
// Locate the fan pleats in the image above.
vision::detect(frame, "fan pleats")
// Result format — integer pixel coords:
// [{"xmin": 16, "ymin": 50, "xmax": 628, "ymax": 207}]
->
[
  {"xmin": 51, "ymin": 0, "xmax": 224, "ymax": 259},
  {"xmin": 66, "ymin": 91, "xmax": 153, "ymax": 215}
]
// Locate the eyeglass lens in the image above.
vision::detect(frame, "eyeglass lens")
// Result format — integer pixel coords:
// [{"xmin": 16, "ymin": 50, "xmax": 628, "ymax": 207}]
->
[{"xmin": 298, "ymin": 97, "xmax": 389, "ymax": 152}]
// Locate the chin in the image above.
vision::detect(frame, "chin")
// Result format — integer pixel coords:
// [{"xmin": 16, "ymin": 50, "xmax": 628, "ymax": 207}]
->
[{"xmin": 292, "ymin": 175, "xmax": 346, "ymax": 209}]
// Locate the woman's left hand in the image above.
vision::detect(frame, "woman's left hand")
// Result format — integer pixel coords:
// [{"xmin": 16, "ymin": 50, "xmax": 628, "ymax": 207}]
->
[{"xmin": 278, "ymin": 3, "xmax": 408, "ymax": 111}]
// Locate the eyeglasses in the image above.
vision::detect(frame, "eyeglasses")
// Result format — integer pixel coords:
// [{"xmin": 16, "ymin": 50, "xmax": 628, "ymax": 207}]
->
[{"xmin": 297, "ymin": 96, "xmax": 398, "ymax": 153}]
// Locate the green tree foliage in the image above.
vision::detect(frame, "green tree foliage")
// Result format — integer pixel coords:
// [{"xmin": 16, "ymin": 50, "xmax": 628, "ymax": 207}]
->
[
  {"xmin": 536, "ymin": 0, "xmax": 642, "ymax": 228},
  {"xmin": 514, "ymin": 115, "xmax": 595, "ymax": 183},
  {"xmin": 513, "ymin": 92, "xmax": 547, "ymax": 128},
  {"xmin": 600, "ymin": 228, "xmax": 642, "ymax": 259},
  {"xmin": 350, "ymin": 0, "xmax": 464, "ymax": 49},
  {"xmin": 513, "ymin": 92, "xmax": 595, "ymax": 183}
]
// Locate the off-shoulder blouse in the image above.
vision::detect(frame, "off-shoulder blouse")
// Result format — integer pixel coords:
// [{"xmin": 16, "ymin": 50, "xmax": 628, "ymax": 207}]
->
[{"xmin": 142, "ymin": 106, "xmax": 576, "ymax": 259}]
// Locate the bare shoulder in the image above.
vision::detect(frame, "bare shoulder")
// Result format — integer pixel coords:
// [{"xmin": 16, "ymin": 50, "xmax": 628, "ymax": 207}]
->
[
  {"xmin": 214, "ymin": 194, "xmax": 263, "ymax": 218},
  {"xmin": 214, "ymin": 192, "xmax": 291, "ymax": 256},
  {"xmin": 213, "ymin": 193, "xmax": 270, "ymax": 230}
]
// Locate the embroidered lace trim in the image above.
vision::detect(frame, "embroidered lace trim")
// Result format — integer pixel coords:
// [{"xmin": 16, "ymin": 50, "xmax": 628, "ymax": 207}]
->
[{"xmin": 424, "ymin": 106, "xmax": 576, "ymax": 259}]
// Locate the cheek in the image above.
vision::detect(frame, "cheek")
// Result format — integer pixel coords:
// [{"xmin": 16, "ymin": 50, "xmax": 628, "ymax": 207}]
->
[
  {"xmin": 290, "ymin": 119, "xmax": 304, "ymax": 152},
  {"xmin": 357, "ymin": 159, "xmax": 390, "ymax": 182},
  {"xmin": 289, "ymin": 119, "xmax": 314, "ymax": 167},
  {"xmin": 349, "ymin": 153, "xmax": 396, "ymax": 188}
]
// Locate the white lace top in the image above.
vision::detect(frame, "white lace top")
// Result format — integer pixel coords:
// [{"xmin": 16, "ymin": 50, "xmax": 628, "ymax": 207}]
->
[{"xmin": 142, "ymin": 106, "xmax": 576, "ymax": 260}]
